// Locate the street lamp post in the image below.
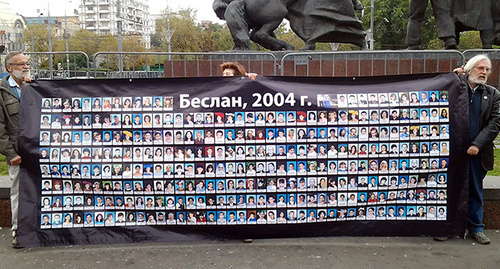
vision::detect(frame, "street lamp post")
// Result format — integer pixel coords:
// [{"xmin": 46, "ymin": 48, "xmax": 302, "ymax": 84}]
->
[
  {"xmin": 47, "ymin": 1, "xmax": 53, "ymax": 79},
  {"xmin": 165, "ymin": 1, "xmax": 176, "ymax": 60},
  {"xmin": 369, "ymin": 0, "xmax": 375, "ymax": 50},
  {"xmin": 117, "ymin": 0, "xmax": 123, "ymax": 74},
  {"xmin": 64, "ymin": 1, "xmax": 71, "ymax": 78}
]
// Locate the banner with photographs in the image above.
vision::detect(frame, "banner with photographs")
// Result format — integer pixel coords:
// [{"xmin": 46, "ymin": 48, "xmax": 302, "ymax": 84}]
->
[{"xmin": 17, "ymin": 73, "xmax": 468, "ymax": 247}]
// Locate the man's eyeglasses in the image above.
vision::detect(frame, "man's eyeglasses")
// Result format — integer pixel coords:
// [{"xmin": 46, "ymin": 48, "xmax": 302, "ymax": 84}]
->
[
  {"xmin": 474, "ymin": 66, "xmax": 491, "ymax": 73},
  {"xmin": 9, "ymin": 62, "xmax": 30, "ymax": 66}
]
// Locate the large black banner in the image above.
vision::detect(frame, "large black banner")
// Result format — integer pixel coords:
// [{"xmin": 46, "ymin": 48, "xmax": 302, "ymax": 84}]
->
[{"xmin": 17, "ymin": 73, "xmax": 468, "ymax": 247}]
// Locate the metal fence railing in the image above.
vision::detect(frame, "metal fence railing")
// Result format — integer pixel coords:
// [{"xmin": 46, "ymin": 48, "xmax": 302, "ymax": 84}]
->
[
  {"xmin": 463, "ymin": 50, "xmax": 500, "ymax": 88},
  {"xmin": 2, "ymin": 50, "xmax": 500, "ymax": 87},
  {"xmin": 463, "ymin": 49, "xmax": 500, "ymax": 60},
  {"xmin": 280, "ymin": 50, "xmax": 465, "ymax": 77},
  {"xmin": 92, "ymin": 52, "xmax": 279, "ymax": 79},
  {"xmin": 1, "ymin": 51, "xmax": 91, "ymax": 80},
  {"xmin": 28, "ymin": 51, "xmax": 89, "ymax": 80}
]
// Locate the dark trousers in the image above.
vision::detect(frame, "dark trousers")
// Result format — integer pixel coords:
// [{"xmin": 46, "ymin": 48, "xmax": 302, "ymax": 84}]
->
[
  {"xmin": 406, "ymin": 0, "xmax": 455, "ymax": 45},
  {"xmin": 468, "ymin": 158, "xmax": 487, "ymax": 233}
]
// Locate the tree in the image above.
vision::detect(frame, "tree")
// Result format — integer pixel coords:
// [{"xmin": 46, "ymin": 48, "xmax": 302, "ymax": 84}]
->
[
  {"xmin": 97, "ymin": 34, "xmax": 118, "ymax": 52},
  {"xmin": 21, "ymin": 25, "xmax": 60, "ymax": 69},
  {"xmin": 457, "ymin": 31, "xmax": 486, "ymax": 50},
  {"xmin": 22, "ymin": 25, "xmax": 59, "ymax": 53},
  {"xmin": 358, "ymin": 0, "xmax": 495, "ymax": 50},
  {"xmin": 154, "ymin": 7, "xmax": 202, "ymax": 52},
  {"xmin": 275, "ymin": 22, "xmax": 305, "ymax": 50},
  {"xmin": 198, "ymin": 23, "xmax": 233, "ymax": 52},
  {"xmin": 120, "ymin": 35, "xmax": 148, "ymax": 70},
  {"xmin": 359, "ymin": 0, "xmax": 417, "ymax": 50},
  {"xmin": 68, "ymin": 30, "xmax": 101, "ymax": 57}
]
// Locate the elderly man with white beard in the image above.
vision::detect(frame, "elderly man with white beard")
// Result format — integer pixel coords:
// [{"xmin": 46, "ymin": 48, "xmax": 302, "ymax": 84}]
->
[
  {"xmin": 437, "ymin": 54, "xmax": 500, "ymax": 244},
  {"xmin": 461, "ymin": 55, "xmax": 500, "ymax": 244},
  {"xmin": 0, "ymin": 51, "xmax": 32, "ymax": 248}
]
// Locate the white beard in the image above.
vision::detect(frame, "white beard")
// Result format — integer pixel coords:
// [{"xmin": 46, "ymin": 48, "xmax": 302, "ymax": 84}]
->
[
  {"xmin": 11, "ymin": 69, "xmax": 30, "ymax": 81},
  {"xmin": 469, "ymin": 73, "xmax": 488, "ymax": 85}
]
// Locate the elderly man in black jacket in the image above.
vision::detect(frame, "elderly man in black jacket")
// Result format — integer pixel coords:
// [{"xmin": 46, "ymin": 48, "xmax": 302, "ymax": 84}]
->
[{"xmin": 458, "ymin": 54, "xmax": 500, "ymax": 244}]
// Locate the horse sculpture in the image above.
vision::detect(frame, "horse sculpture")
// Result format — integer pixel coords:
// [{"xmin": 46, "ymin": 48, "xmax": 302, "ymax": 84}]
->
[{"xmin": 213, "ymin": 0, "xmax": 367, "ymax": 51}]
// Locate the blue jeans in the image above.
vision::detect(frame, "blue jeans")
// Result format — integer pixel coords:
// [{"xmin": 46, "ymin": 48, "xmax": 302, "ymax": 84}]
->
[{"xmin": 468, "ymin": 158, "xmax": 486, "ymax": 233}]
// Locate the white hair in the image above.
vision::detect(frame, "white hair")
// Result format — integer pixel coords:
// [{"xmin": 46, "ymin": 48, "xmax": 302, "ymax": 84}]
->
[{"xmin": 464, "ymin": 54, "xmax": 492, "ymax": 73}]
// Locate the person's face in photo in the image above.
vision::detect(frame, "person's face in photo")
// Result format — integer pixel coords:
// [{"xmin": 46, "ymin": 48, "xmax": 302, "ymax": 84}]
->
[{"xmin": 258, "ymin": 211, "xmax": 266, "ymax": 219}]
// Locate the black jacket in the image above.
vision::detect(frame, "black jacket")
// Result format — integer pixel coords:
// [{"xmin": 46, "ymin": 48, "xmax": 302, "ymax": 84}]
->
[{"xmin": 467, "ymin": 77, "xmax": 500, "ymax": 171}]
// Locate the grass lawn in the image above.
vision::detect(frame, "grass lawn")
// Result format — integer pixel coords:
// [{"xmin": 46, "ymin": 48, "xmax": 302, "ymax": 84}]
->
[
  {"xmin": 487, "ymin": 148, "xmax": 500, "ymax": 176},
  {"xmin": 0, "ymin": 154, "xmax": 6, "ymax": 176}
]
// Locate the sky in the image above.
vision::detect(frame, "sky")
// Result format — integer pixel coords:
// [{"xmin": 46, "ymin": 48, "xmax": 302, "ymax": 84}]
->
[{"xmin": 7, "ymin": 0, "xmax": 222, "ymax": 23}]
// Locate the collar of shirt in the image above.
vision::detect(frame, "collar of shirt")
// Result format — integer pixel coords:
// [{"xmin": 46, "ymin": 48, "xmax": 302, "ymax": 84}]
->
[
  {"xmin": 8, "ymin": 75, "xmax": 21, "ymax": 88},
  {"xmin": 468, "ymin": 82, "xmax": 482, "ymax": 94},
  {"xmin": 8, "ymin": 75, "xmax": 22, "ymax": 98}
]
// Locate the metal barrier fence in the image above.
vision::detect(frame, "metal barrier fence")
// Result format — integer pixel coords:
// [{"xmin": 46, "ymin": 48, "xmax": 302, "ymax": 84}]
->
[
  {"xmin": 0, "ymin": 52, "xmax": 91, "ymax": 80},
  {"xmin": 92, "ymin": 52, "xmax": 278, "ymax": 79},
  {"xmin": 463, "ymin": 49, "xmax": 500, "ymax": 88},
  {"xmin": 280, "ymin": 50, "xmax": 464, "ymax": 77},
  {"xmin": 463, "ymin": 49, "xmax": 500, "ymax": 60},
  {"xmin": 2, "ymin": 50, "xmax": 500, "ymax": 86}
]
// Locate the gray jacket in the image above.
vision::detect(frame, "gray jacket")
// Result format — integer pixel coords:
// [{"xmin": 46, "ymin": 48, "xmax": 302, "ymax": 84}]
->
[{"xmin": 0, "ymin": 75, "xmax": 20, "ymax": 162}]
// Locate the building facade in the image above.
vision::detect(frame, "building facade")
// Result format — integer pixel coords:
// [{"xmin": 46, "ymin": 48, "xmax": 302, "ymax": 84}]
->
[
  {"xmin": 24, "ymin": 16, "xmax": 80, "ymax": 40},
  {"xmin": 79, "ymin": 0, "xmax": 151, "ymax": 48},
  {"xmin": 0, "ymin": 1, "xmax": 26, "ymax": 52}
]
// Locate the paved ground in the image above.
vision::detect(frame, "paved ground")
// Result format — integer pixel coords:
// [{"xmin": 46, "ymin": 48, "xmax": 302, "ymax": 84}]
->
[
  {"xmin": 1, "ymin": 176, "xmax": 499, "ymax": 268},
  {"xmin": 0, "ymin": 227, "xmax": 499, "ymax": 268}
]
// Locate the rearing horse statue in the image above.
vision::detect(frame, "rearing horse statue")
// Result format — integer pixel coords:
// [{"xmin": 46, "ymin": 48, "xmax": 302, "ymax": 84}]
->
[{"xmin": 213, "ymin": 0, "xmax": 367, "ymax": 51}]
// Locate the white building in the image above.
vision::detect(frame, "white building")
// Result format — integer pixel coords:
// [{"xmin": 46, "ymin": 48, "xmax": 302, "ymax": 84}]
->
[
  {"xmin": 0, "ymin": 1, "xmax": 26, "ymax": 52},
  {"xmin": 79, "ymin": 0, "xmax": 151, "ymax": 48}
]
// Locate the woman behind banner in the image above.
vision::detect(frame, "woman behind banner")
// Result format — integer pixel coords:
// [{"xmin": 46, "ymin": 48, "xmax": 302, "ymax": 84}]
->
[{"xmin": 220, "ymin": 62, "xmax": 257, "ymax": 80}]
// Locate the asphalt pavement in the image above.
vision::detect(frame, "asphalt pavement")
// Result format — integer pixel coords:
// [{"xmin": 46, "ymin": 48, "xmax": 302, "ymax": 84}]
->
[
  {"xmin": 1, "ymin": 176, "xmax": 499, "ymax": 268},
  {"xmin": 0, "ymin": 227, "xmax": 499, "ymax": 268}
]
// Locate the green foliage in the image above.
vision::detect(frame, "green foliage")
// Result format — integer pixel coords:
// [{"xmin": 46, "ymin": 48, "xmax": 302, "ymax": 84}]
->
[
  {"xmin": 154, "ymin": 8, "xmax": 201, "ymax": 52},
  {"xmin": 361, "ymin": 0, "xmax": 406, "ymax": 49},
  {"xmin": 359, "ymin": 0, "xmax": 440, "ymax": 50},
  {"xmin": 22, "ymin": 25, "xmax": 58, "ymax": 52},
  {"xmin": 458, "ymin": 31, "xmax": 483, "ymax": 50},
  {"xmin": 487, "ymin": 148, "xmax": 500, "ymax": 176},
  {"xmin": 337, "ymin": 43, "xmax": 361, "ymax": 51},
  {"xmin": 199, "ymin": 23, "xmax": 233, "ymax": 52},
  {"xmin": 276, "ymin": 27, "xmax": 305, "ymax": 51},
  {"xmin": 0, "ymin": 154, "xmax": 7, "ymax": 176},
  {"xmin": 426, "ymin": 38, "xmax": 443, "ymax": 50},
  {"xmin": 21, "ymin": 0, "xmax": 495, "ymax": 56},
  {"xmin": 152, "ymin": 7, "xmax": 236, "ymax": 52}
]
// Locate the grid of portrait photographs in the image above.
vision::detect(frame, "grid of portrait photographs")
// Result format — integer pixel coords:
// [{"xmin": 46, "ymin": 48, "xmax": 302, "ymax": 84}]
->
[{"xmin": 38, "ymin": 92, "xmax": 450, "ymax": 228}]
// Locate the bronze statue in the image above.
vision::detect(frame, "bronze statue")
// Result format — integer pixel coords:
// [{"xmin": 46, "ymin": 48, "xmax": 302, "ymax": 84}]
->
[
  {"xmin": 451, "ymin": 0, "xmax": 497, "ymax": 48},
  {"xmin": 213, "ymin": 0, "xmax": 367, "ymax": 51},
  {"xmin": 405, "ymin": 0, "xmax": 457, "ymax": 49},
  {"xmin": 495, "ymin": 0, "xmax": 500, "ymax": 45},
  {"xmin": 301, "ymin": 0, "xmax": 366, "ymax": 50}
]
